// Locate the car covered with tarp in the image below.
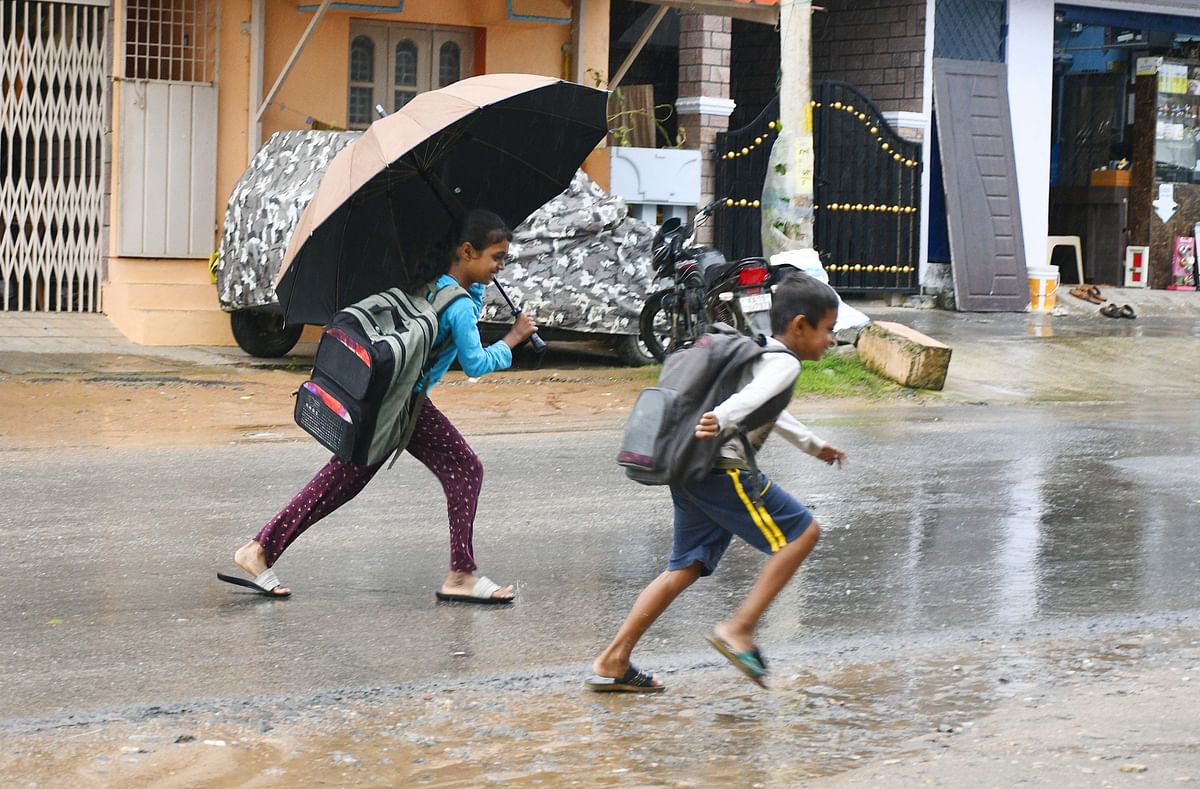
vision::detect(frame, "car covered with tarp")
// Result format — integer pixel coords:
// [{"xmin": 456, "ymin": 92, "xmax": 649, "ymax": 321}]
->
[{"xmin": 217, "ymin": 130, "xmax": 656, "ymax": 364}]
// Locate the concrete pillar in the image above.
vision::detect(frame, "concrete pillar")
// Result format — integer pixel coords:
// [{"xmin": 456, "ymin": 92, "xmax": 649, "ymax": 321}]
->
[
  {"xmin": 675, "ymin": 12, "xmax": 734, "ymax": 244},
  {"xmin": 762, "ymin": 0, "xmax": 815, "ymax": 256},
  {"xmin": 1007, "ymin": 0, "xmax": 1054, "ymax": 277}
]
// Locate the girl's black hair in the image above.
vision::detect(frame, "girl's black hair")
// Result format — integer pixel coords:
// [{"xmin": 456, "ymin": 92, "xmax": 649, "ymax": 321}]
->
[
  {"xmin": 405, "ymin": 209, "xmax": 512, "ymax": 291},
  {"xmin": 769, "ymin": 271, "xmax": 839, "ymax": 334}
]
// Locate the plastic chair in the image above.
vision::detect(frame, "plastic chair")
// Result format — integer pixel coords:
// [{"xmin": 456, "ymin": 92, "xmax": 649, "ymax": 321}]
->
[{"xmin": 1046, "ymin": 235, "xmax": 1085, "ymax": 284}]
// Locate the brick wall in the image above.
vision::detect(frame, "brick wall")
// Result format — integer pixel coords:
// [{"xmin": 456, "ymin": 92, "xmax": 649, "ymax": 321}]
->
[
  {"xmin": 677, "ymin": 12, "xmax": 732, "ymax": 242},
  {"xmin": 812, "ymin": 0, "xmax": 925, "ymax": 114}
]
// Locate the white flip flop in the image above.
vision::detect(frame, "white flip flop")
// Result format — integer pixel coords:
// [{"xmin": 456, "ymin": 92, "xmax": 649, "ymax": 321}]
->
[{"xmin": 435, "ymin": 575, "xmax": 514, "ymax": 605}]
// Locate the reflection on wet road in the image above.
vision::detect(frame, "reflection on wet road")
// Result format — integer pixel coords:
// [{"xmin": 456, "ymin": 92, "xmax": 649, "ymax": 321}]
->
[{"xmin": 1, "ymin": 399, "xmax": 1196, "ymax": 728}]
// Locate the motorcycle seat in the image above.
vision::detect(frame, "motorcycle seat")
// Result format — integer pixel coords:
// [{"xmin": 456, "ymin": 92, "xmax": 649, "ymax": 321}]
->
[
  {"xmin": 703, "ymin": 262, "xmax": 733, "ymax": 286},
  {"xmin": 693, "ymin": 249, "xmax": 729, "ymax": 286}
]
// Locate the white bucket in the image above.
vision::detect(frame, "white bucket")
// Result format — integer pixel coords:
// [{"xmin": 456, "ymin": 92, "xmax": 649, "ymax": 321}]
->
[{"xmin": 1027, "ymin": 267, "xmax": 1059, "ymax": 312}]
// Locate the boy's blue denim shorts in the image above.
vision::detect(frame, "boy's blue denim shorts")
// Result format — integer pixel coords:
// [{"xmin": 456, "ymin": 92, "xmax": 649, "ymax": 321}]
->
[{"xmin": 668, "ymin": 468, "xmax": 814, "ymax": 576}]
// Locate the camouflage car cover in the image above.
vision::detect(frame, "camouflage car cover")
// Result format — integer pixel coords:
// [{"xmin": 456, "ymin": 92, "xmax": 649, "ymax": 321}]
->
[
  {"xmin": 217, "ymin": 130, "xmax": 360, "ymax": 311},
  {"xmin": 218, "ymin": 132, "xmax": 655, "ymax": 337},
  {"xmin": 482, "ymin": 170, "xmax": 654, "ymax": 336}
]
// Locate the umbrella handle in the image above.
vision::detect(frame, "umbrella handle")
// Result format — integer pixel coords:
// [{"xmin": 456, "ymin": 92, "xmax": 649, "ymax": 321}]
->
[{"xmin": 492, "ymin": 280, "xmax": 546, "ymax": 353}]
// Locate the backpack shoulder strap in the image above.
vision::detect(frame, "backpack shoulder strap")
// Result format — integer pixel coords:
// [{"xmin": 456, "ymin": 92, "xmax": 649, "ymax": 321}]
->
[
  {"xmin": 418, "ymin": 281, "xmax": 471, "ymax": 376},
  {"xmin": 428, "ymin": 281, "xmax": 469, "ymax": 315},
  {"xmin": 761, "ymin": 345, "xmax": 799, "ymax": 361}
]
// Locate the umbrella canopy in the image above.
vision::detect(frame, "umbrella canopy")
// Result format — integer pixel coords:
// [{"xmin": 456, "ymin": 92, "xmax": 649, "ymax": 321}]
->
[{"xmin": 275, "ymin": 73, "xmax": 609, "ymax": 326}]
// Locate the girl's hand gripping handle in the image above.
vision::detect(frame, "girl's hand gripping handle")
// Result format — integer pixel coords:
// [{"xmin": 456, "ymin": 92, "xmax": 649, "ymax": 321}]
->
[{"xmin": 492, "ymin": 279, "xmax": 546, "ymax": 353}]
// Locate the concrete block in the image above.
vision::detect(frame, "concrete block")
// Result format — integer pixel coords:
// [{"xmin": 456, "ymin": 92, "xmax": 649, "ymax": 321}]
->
[{"xmin": 856, "ymin": 320, "xmax": 951, "ymax": 390}]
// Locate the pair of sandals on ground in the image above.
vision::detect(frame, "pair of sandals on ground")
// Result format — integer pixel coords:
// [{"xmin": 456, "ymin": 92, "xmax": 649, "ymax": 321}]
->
[
  {"xmin": 217, "ymin": 562, "xmax": 512, "ymax": 605},
  {"xmin": 584, "ymin": 633, "xmax": 768, "ymax": 694},
  {"xmin": 1068, "ymin": 284, "xmax": 1137, "ymax": 319}
]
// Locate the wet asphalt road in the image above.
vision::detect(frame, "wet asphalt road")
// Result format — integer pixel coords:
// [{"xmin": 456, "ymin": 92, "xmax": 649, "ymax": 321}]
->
[{"xmin": 1, "ymin": 394, "xmax": 1197, "ymax": 728}]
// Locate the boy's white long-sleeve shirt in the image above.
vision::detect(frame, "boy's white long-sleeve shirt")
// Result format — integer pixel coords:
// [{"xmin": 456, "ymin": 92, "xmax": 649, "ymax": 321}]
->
[{"xmin": 711, "ymin": 336, "xmax": 827, "ymax": 460}]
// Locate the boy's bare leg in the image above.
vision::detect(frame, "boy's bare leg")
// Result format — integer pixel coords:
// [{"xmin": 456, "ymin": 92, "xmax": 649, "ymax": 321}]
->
[
  {"xmin": 593, "ymin": 563, "xmax": 704, "ymax": 680},
  {"xmin": 714, "ymin": 522, "xmax": 821, "ymax": 652}
]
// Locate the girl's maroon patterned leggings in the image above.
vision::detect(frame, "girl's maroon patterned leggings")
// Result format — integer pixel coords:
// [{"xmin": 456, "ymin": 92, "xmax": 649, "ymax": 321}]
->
[{"xmin": 254, "ymin": 399, "xmax": 483, "ymax": 572}]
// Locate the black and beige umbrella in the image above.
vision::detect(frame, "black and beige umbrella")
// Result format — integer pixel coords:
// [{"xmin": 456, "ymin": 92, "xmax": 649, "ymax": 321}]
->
[{"xmin": 275, "ymin": 73, "xmax": 609, "ymax": 326}]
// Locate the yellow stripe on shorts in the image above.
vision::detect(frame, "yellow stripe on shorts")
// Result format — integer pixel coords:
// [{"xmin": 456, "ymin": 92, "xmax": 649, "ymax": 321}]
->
[{"xmin": 726, "ymin": 469, "xmax": 786, "ymax": 552}]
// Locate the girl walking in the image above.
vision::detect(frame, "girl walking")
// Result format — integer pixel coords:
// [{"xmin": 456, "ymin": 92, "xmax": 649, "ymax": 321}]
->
[{"xmin": 219, "ymin": 209, "xmax": 536, "ymax": 603}]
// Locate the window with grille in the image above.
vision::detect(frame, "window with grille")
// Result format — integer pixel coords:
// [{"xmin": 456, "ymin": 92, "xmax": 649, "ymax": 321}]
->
[
  {"xmin": 347, "ymin": 22, "xmax": 474, "ymax": 128},
  {"xmin": 934, "ymin": 0, "xmax": 1007, "ymax": 63},
  {"xmin": 349, "ymin": 35, "xmax": 375, "ymax": 126},
  {"xmin": 124, "ymin": 0, "xmax": 217, "ymax": 83},
  {"xmin": 439, "ymin": 42, "xmax": 461, "ymax": 88},
  {"xmin": 394, "ymin": 38, "xmax": 418, "ymax": 109}
]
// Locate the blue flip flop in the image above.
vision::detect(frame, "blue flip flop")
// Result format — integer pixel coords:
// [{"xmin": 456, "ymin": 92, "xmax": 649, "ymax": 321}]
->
[{"xmin": 705, "ymin": 633, "xmax": 768, "ymax": 688}]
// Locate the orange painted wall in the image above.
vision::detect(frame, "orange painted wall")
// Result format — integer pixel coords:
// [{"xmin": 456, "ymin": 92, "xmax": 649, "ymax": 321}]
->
[{"xmin": 210, "ymin": 0, "xmax": 607, "ymax": 240}]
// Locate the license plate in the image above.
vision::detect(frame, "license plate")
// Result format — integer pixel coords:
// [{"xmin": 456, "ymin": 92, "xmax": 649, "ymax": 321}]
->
[{"xmin": 738, "ymin": 293, "xmax": 772, "ymax": 312}]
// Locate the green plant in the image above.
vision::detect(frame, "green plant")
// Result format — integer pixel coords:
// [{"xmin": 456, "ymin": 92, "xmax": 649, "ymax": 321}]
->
[{"xmin": 587, "ymin": 68, "xmax": 685, "ymax": 149}]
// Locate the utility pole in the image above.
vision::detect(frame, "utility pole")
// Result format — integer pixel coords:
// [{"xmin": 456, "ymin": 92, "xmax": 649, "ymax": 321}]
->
[{"xmin": 762, "ymin": 0, "xmax": 814, "ymax": 256}]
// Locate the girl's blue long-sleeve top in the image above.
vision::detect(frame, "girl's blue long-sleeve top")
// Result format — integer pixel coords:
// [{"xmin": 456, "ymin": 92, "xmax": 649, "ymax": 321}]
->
[{"xmin": 422, "ymin": 274, "xmax": 512, "ymax": 390}]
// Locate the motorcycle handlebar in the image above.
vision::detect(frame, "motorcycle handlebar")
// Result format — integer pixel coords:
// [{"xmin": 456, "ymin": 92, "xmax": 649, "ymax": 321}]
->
[
  {"xmin": 652, "ymin": 197, "xmax": 732, "ymax": 274},
  {"xmin": 678, "ymin": 196, "xmax": 730, "ymax": 244}
]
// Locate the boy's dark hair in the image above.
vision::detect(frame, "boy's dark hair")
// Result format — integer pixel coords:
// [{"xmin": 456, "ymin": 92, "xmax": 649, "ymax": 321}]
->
[
  {"xmin": 770, "ymin": 271, "xmax": 839, "ymax": 334},
  {"xmin": 406, "ymin": 209, "xmax": 513, "ymax": 291}
]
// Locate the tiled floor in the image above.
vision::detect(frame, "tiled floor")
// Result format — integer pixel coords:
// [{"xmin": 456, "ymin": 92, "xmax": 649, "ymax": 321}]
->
[
  {"xmin": 0, "ymin": 312, "xmax": 250, "ymax": 365},
  {"xmin": 0, "ymin": 313, "xmax": 137, "ymax": 351}
]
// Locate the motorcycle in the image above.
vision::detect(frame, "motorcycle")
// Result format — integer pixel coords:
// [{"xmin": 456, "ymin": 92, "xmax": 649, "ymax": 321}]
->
[{"xmin": 638, "ymin": 198, "xmax": 777, "ymax": 362}]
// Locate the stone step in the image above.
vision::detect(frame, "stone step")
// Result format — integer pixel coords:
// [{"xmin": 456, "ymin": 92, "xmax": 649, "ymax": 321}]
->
[
  {"xmin": 106, "ymin": 257, "xmax": 215, "ymax": 286},
  {"xmin": 102, "ymin": 257, "xmax": 236, "ymax": 346},
  {"xmin": 856, "ymin": 320, "xmax": 952, "ymax": 391},
  {"xmin": 104, "ymin": 304, "xmax": 235, "ymax": 347},
  {"xmin": 106, "ymin": 280, "xmax": 222, "ymax": 311}
]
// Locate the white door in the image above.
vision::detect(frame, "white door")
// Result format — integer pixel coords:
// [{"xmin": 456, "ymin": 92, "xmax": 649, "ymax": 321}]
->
[
  {"xmin": 347, "ymin": 22, "xmax": 475, "ymax": 129},
  {"xmin": 117, "ymin": 0, "xmax": 219, "ymax": 260},
  {"xmin": 1, "ymin": 0, "xmax": 108, "ymax": 311}
]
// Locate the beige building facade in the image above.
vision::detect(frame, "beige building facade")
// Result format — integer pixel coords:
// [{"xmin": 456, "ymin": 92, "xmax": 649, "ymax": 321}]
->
[{"xmin": 100, "ymin": 0, "xmax": 609, "ymax": 346}]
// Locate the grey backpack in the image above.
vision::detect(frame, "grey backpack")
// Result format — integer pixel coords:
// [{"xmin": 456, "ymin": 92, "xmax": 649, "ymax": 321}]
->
[
  {"xmin": 294, "ymin": 282, "xmax": 467, "ymax": 467},
  {"xmin": 617, "ymin": 324, "xmax": 797, "ymax": 486}
]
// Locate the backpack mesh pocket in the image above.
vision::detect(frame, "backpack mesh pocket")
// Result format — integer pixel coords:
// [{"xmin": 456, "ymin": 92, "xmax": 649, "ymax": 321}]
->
[
  {"xmin": 617, "ymin": 388, "xmax": 671, "ymax": 471},
  {"xmin": 295, "ymin": 381, "xmax": 356, "ymax": 459}
]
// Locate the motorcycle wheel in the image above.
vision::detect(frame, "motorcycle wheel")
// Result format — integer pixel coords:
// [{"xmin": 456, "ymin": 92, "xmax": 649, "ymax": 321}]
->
[
  {"xmin": 230, "ymin": 309, "xmax": 304, "ymax": 358},
  {"xmin": 638, "ymin": 290, "xmax": 673, "ymax": 363}
]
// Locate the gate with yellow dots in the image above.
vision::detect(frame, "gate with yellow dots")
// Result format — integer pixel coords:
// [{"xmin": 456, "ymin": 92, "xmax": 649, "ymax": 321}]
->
[{"xmin": 714, "ymin": 82, "xmax": 923, "ymax": 294}]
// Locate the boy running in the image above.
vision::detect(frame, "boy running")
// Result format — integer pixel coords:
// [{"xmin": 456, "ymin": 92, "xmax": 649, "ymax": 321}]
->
[{"xmin": 587, "ymin": 272, "xmax": 847, "ymax": 692}]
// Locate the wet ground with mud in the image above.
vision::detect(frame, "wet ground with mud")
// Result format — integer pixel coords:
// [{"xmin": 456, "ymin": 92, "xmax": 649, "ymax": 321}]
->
[
  {"xmin": 2, "ymin": 310, "xmax": 1199, "ymax": 786},
  {"xmin": 2, "ymin": 622, "xmax": 1196, "ymax": 787}
]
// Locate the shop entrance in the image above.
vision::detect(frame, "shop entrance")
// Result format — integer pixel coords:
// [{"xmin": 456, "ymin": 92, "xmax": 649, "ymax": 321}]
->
[{"xmin": 1050, "ymin": 6, "xmax": 1200, "ymax": 290}]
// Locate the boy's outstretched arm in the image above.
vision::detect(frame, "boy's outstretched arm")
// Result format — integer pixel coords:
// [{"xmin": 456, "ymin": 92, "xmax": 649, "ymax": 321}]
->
[
  {"xmin": 815, "ymin": 444, "xmax": 847, "ymax": 469},
  {"xmin": 775, "ymin": 411, "xmax": 847, "ymax": 469}
]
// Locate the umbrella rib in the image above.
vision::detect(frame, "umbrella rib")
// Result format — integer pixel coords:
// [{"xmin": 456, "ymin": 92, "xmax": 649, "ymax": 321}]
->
[{"xmin": 459, "ymin": 134, "xmax": 567, "ymax": 186}]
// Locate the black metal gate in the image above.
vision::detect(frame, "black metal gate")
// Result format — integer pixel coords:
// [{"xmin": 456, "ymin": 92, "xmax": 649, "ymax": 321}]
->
[
  {"xmin": 714, "ymin": 82, "xmax": 923, "ymax": 293},
  {"xmin": 713, "ymin": 95, "xmax": 778, "ymax": 264}
]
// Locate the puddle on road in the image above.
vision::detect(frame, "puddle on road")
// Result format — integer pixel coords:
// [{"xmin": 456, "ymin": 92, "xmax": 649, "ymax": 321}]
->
[
  {"xmin": 4, "ymin": 626, "xmax": 1195, "ymax": 787},
  {"xmin": 0, "ymin": 653, "xmax": 1000, "ymax": 787}
]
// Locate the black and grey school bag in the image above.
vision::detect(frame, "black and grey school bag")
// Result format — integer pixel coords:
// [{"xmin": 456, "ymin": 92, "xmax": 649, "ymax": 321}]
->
[
  {"xmin": 617, "ymin": 323, "xmax": 796, "ymax": 486},
  {"xmin": 294, "ymin": 282, "xmax": 466, "ymax": 466}
]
